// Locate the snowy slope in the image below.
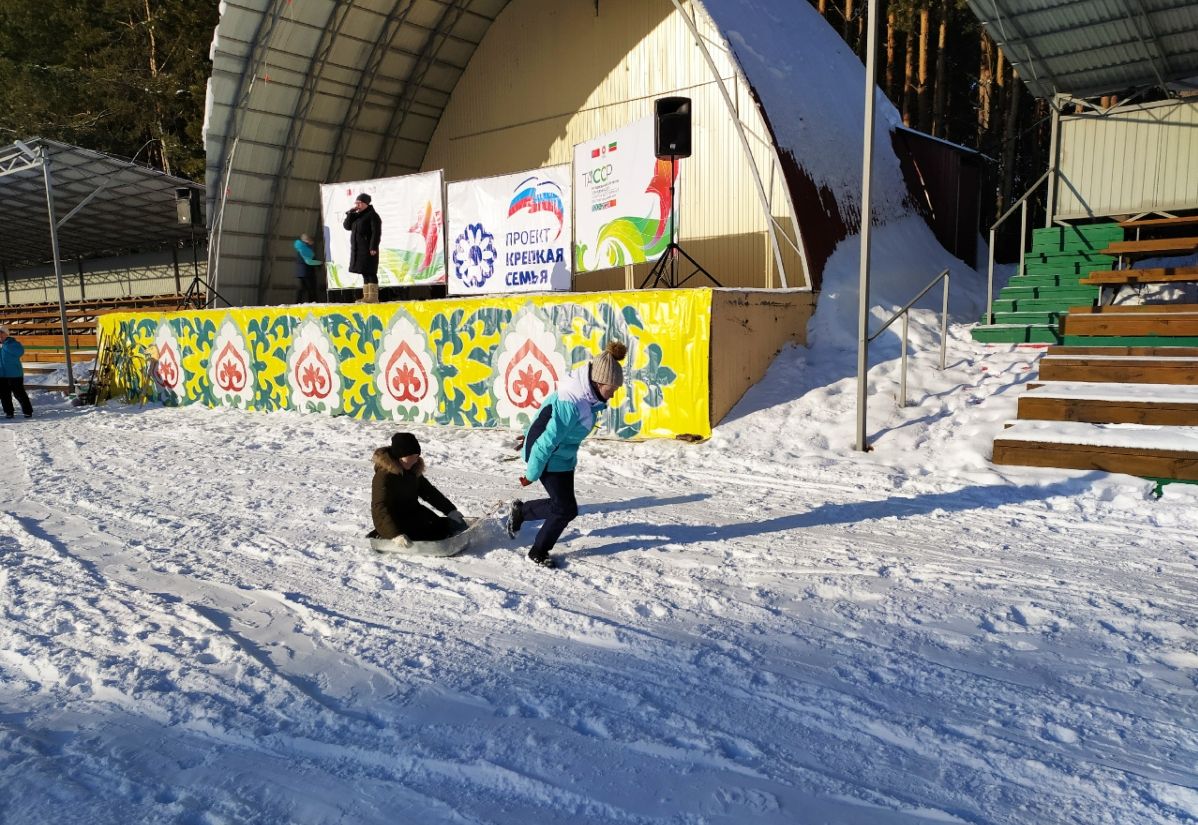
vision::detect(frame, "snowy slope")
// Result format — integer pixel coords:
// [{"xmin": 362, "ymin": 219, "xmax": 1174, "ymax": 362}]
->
[{"xmin": 1, "ymin": 221, "xmax": 1196, "ymax": 824}]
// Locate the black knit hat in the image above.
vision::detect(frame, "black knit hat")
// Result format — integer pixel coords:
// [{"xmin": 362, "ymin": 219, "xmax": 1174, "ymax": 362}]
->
[
  {"xmin": 390, "ymin": 432, "xmax": 420, "ymax": 459},
  {"xmin": 356, "ymin": 193, "xmax": 372, "ymax": 204}
]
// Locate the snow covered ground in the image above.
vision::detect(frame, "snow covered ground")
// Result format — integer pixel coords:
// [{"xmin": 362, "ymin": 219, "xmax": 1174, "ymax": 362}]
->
[{"xmin": 2, "ymin": 220, "xmax": 1196, "ymax": 824}]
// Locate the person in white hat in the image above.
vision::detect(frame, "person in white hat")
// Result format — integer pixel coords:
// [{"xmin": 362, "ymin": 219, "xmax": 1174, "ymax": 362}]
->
[
  {"xmin": 0, "ymin": 325, "xmax": 32, "ymax": 420},
  {"xmin": 506, "ymin": 340, "xmax": 627, "ymax": 568}
]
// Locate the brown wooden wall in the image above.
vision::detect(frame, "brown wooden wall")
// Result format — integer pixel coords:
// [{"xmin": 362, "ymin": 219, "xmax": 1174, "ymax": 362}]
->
[{"xmin": 710, "ymin": 289, "xmax": 816, "ymax": 426}]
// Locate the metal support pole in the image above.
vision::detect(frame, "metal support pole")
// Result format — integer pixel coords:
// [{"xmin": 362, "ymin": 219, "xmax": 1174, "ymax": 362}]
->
[
  {"xmin": 855, "ymin": 0, "xmax": 880, "ymax": 451},
  {"xmin": 1018, "ymin": 200, "xmax": 1028, "ymax": 278},
  {"xmin": 172, "ymin": 244, "xmax": 182, "ymax": 294},
  {"xmin": 940, "ymin": 273, "xmax": 950, "ymax": 371},
  {"xmin": 2, "ymin": 260, "xmax": 9, "ymax": 305},
  {"xmin": 41, "ymin": 154, "xmax": 75, "ymax": 396},
  {"xmin": 899, "ymin": 312, "xmax": 909, "ymax": 406},
  {"xmin": 77, "ymin": 256, "xmax": 86, "ymax": 300},
  {"xmin": 1045, "ymin": 94, "xmax": 1063, "ymax": 228},
  {"xmin": 986, "ymin": 226, "xmax": 996, "ymax": 326}
]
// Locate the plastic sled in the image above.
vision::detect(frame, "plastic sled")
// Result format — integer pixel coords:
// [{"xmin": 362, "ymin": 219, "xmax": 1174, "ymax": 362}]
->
[{"xmin": 367, "ymin": 517, "xmax": 482, "ymax": 557}]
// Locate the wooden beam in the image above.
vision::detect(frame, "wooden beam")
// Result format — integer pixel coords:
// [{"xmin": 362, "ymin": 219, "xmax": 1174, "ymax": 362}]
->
[
  {"xmin": 1118, "ymin": 215, "xmax": 1198, "ymax": 229},
  {"xmin": 1100, "ymin": 238, "xmax": 1198, "ymax": 257},
  {"xmin": 1048, "ymin": 345, "xmax": 1198, "ymax": 356},
  {"xmin": 1039, "ymin": 358, "xmax": 1198, "ymax": 384},
  {"xmin": 1018, "ymin": 396, "xmax": 1198, "ymax": 426},
  {"xmin": 1063, "ymin": 314, "xmax": 1198, "ymax": 336},
  {"xmin": 1080, "ymin": 265, "xmax": 1198, "ymax": 285},
  {"xmin": 1066, "ymin": 303, "xmax": 1198, "ymax": 315},
  {"xmin": 992, "ymin": 440, "xmax": 1198, "ymax": 480}
]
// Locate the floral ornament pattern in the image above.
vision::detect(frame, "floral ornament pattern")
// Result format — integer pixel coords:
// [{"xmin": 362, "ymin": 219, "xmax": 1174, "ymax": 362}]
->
[
  {"xmin": 151, "ymin": 320, "xmax": 187, "ymax": 406},
  {"xmin": 208, "ymin": 316, "xmax": 255, "ymax": 409},
  {"xmin": 451, "ymin": 223, "xmax": 498, "ymax": 290},
  {"xmin": 375, "ymin": 310, "xmax": 440, "ymax": 422},
  {"xmin": 287, "ymin": 315, "xmax": 341, "ymax": 415},
  {"xmin": 491, "ymin": 306, "xmax": 568, "ymax": 428}
]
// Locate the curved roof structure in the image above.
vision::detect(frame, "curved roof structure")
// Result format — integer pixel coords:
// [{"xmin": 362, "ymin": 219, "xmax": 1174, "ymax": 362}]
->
[{"xmin": 206, "ymin": 0, "xmax": 912, "ymax": 305}]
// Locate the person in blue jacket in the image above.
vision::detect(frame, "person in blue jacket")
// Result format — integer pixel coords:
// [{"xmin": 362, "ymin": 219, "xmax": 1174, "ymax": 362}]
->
[
  {"xmin": 507, "ymin": 340, "xmax": 627, "ymax": 568},
  {"xmin": 293, "ymin": 233, "xmax": 322, "ymax": 303},
  {"xmin": 0, "ymin": 325, "xmax": 32, "ymax": 419}
]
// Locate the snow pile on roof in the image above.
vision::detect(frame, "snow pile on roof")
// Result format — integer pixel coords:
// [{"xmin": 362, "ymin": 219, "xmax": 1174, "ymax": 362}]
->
[{"xmin": 701, "ymin": 0, "xmax": 910, "ymax": 224}]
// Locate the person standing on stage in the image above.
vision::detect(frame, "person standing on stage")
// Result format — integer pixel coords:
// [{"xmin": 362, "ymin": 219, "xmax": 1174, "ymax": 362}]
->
[
  {"xmin": 343, "ymin": 193, "xmax": 382, "ymax": 304},
  {"xmin": 0, "ymin": 325, "xmax": 33, "ymax": 420},
  {"xmin": 293, "ymin": 232, "xmax": 322, "ymax": 303}
]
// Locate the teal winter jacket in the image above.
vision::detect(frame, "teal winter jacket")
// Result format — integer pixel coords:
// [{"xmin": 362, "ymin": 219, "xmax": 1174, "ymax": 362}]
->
[
  {"xmin": 522, "ymin": 365, "xmax": 607, "ymax": 481},
  {"xmin": 0, "ymin": 337, "xmax": 24, "ymax": 378}
]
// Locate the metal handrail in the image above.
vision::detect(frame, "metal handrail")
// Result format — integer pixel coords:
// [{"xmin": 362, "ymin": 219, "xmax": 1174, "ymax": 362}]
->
[
  {"xmin": 985, "ymin": 168, "xmax": 1052, "ymax": 326},
  {"xmin": 865, "ymin": 268, "xmax": 950, "ymax": 411}
]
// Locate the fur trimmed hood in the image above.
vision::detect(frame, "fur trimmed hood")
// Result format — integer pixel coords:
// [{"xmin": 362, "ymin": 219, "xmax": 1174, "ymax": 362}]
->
[{"xmin": 372, "ymin": 447, "xmax": 425, "ymax": 476}]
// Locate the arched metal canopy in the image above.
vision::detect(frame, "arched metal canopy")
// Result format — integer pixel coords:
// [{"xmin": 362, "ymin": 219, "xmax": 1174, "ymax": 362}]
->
[{"xmin": 206, "ymin": 0, "xmax": 510, "ymax": 305}]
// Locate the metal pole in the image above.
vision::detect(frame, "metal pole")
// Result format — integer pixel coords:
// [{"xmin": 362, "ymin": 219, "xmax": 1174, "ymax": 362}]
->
[
  {"xmin": 172, "ymin": 244, "xmax": 182, "ymax": 293},
  {"xmin": 986, "ymin": 226, "xmax": 996, "ymax": 325},
  {"xmin": 855, "ymin": 0, "xmax": 880, "ymax": 451},
  {"xmin": 1045, "ymin": 94, "xmax": 1063, "ymax": 228},
  {"xmin": 940, "ymin": 273, "xmax": 950, "ymax": 371},
  {"xmin": 2, "ymin": 260, "xmax": 9, "ymax": 305},
  {"xmin": 77, "ymin": 256, "xmax": 86, "ymax": 300},
  {"xmin": 899, "ymin": 311, "xmax": 908, "ymax": 407},
  {"xmin": 41, "ymin": 153, "xmax": 76, "ymax": 396},
  {"xmin": 1018, "ymin": 200, "xmax": 1028, "ymax": 278}
]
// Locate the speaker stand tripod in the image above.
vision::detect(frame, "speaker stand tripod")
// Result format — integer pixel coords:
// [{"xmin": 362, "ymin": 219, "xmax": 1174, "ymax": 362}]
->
[
  {"xmin": 639, "ymin": 155, "xmax": 722, "ymax": 289},
  {"xmin": 179, "ymin": 223, "xmax": 231, "ymax": 310}
]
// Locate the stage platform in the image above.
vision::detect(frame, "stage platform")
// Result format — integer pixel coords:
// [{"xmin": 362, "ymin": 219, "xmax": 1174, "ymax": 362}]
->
[{"xmin": 97, "ymin": 287, "xmax": 814, "ymax": 440}]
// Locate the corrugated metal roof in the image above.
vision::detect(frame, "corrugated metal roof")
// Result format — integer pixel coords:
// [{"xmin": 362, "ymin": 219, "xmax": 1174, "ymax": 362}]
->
[
  {"xmin": 0, "ymin": 138, "xmax": 203, "ymax": 269},
  {"xmin": 967, "ymin": 0, "xmax": 1198, "ymax": 100},
  {"xmin": 205, "ymin": 0, "xmax": 510, "ymax": 305}
]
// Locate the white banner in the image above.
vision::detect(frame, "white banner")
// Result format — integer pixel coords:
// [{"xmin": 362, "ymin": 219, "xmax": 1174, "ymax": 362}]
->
[
  {"xmin": 573, "ymin": 117, "xmax": 676, "ymax": 273},
  {"xmin": 445, "ymin": 165, "xmax": 572, "ymax": 295},
  {"xmin": 319, "ymin": 171, "xmax": 446, "ymax": 289}
]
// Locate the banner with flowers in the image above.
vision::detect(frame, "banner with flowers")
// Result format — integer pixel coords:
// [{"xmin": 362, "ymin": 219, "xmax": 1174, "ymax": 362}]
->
[
  {"xmin": 446, "ymin": 165, "xmax": 572, "ymax": 296},
  {"xmin": 573, "ymin": 117, "xmax": 676, "ymax": 273},
  {"xmin": 320, "ymin": 171, "xmax": 446, "ymax": 289},
  {"xmin": 98, "ymin": 289, "xmax": 712, "ymax": 440}
]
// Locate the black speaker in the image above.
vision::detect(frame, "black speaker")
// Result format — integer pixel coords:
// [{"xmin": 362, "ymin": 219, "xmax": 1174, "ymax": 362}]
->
[
  {"xmin": 175, "ymin": 187, "xmax": 200, "ymax": 225},
  {"xmin": 654, "ymin": 96, "xmax": 692, "ymax": 159}
]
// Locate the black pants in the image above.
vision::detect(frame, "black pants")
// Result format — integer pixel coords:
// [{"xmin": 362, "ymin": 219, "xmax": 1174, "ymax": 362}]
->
[
  {"xmin": 521, "ymin": 470, "xmax": 578, "ymax": 558},
  {"xmin": 0, "ymin": 376, "xmax": 32, "ymax": 418},
  {"xmin": 400, "ymin": 503, "xmax": 458, "ymax": 541},
  {"xmin": 296, "ymin": 275, "xmax": 317, "ymax": 303}
]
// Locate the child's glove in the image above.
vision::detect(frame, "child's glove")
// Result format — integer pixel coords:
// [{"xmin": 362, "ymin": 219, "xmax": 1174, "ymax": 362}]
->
[
  {"xmin": 447, "ymin": 509, "xmax": 467, "ymax": 527},
  {"xmin": 519, "ymin": 476, "xmax": 532, "ymax": 487},
  {"xmin": 394, "ymin": 534, "xmax": 412, "ymax": 548}
]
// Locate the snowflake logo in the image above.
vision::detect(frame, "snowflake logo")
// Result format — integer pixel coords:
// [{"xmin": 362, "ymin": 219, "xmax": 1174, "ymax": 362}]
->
[{"xmin": 451, "ymin": 223, "xmax": 498, "ymax": 289}]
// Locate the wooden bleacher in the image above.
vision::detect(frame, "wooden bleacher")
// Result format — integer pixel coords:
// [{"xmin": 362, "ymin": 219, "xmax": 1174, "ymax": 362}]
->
[
  {"xmin": 991, "ymin": 213, "xmax": 1198, "ymax": 483},
  {"xmin": 0, "ymin": 293, "xmax": 193, "ymax": 389},
  {"xmin": 1100, "ymin": 237, "xmax": 1198, "ymax": 258}
]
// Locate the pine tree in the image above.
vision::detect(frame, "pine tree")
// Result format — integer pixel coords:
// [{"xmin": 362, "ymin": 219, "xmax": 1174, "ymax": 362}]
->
[{"xmin": 0, "ymin": 0, "xmax": 217, "ymax": 180}]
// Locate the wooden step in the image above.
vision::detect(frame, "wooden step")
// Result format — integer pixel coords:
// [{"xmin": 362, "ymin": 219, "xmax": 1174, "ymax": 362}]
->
[
  {"xmin": 1018, "ymin": 382, "xmax": 1198, "ymax": 425},
  {"xmin": 1062, "ymin": 312, "xmax": 1198, "ymax": 337},
  {"xmin": 12, "ymin": 334, "xmax": 97, "ymax": 348},
  {"xmin": 1080, "ymin": 265, "xmax": 1198, "ymax": 286},
  {"xmin": 23, "ymin": 350, "xmax": 96, "ymax": 363},
  {"xmin": 1119, "ymin": 215, "xmax": 1198, "ymax": 229},
  {"xmin": 1047, "ymin": 345, "xmax": 1198, "ymax": 357},
  {"xmin": 1101, "ymin": 238, "xmax": 1198, "ymax": 257},
  {"xmin": 1066, "ymin": 303, "xmax": 1198, "ymax": 314},
  {"xmin": 992, "ymin": 420, "xmax": 1198, "ymax": 480},
  {"xmin": 1039, "ymin": 354, "xmax": 1198, "ymax": 384}
]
